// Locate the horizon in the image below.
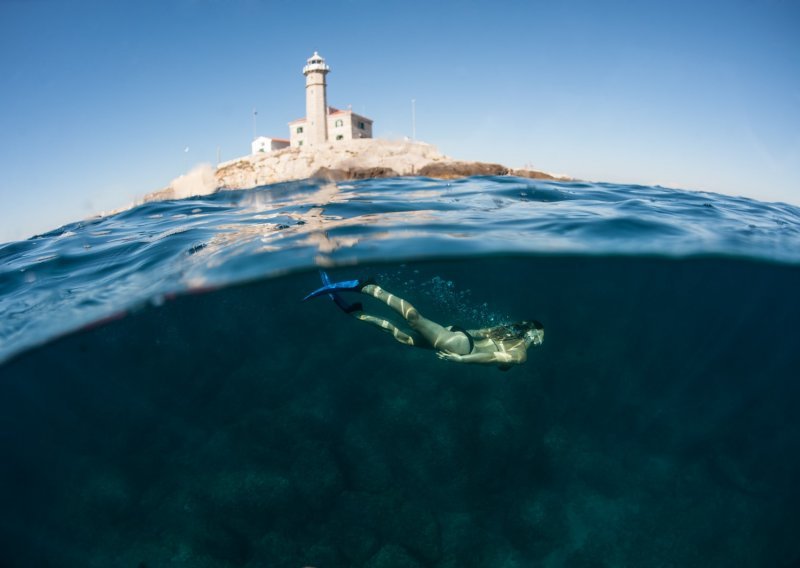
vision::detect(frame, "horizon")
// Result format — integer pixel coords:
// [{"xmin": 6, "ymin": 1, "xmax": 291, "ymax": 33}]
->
[{"xmin": 1, "ymin": 0, "xmax": 798, "ymax": 243}]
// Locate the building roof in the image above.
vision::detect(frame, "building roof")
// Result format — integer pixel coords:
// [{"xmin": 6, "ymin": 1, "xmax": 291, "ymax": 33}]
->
[
  {"xmin": 254, "ymin": 135, "xmax": 291, "ymax": 142},
  {"xmin": 289, "ymin": 106, "xmax": 375, "ymax": 124},
  {"xmin": 288, "ymin": 107, "xmax": 373, "ymax": 126},
  {"xmin": 327, "ymin": 107, "xmax": 374, "ymax": 122}
]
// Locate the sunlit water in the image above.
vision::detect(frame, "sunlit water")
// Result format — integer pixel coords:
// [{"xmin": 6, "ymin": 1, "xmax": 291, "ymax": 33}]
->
[{"xmin": 1, "ymin": 176, "xmax": 799, "ymax": 567}]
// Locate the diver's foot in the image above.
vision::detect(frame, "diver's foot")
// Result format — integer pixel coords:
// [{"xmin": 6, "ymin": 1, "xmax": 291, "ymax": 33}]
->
[
  {"xmin": 330, "ymin": 293, "xmax": 362, "ymax": 314},
  {"xmin": 358, "ymin": 277, "xmax": 377, "ymax": 292},
  {"xmin": 360, "ymin": 282, "xmax": 381, "ymax": 297},
  {"xmin": 343, "ymin": 301, "xmax": 363, "ymax": 314}
]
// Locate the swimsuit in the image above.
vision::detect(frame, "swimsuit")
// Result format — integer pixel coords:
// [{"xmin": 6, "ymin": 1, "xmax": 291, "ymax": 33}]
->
[{"xmin": 448, "ymin": 325, "xmax": 475, "ymax": 354}]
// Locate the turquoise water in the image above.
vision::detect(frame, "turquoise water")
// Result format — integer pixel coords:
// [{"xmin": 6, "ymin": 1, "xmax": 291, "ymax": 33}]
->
[{"xmin": 1, "ymin": 176, "xmax": 799, "ymax": 566}]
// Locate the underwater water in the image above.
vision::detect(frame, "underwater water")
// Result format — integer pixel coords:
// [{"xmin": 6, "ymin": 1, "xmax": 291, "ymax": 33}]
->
[{"xmin": 1, "ymin": 176, "xmax": 800, "ymax": 567}]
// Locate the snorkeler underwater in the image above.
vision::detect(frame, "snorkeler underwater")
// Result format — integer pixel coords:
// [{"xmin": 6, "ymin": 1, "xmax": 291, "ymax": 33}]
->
[
  {"xmin": 1, "ymin": 177, "xmax": 800, "ymax": 567},
  {"xmin": 304, "ymin": 271, "xmax": 544, "ymax": 370}
]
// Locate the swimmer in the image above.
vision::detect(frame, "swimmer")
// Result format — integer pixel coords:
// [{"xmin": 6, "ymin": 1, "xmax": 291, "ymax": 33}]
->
[{"xmin": 303, "ymin": 272, "xmax": 544, "ymax": 369}]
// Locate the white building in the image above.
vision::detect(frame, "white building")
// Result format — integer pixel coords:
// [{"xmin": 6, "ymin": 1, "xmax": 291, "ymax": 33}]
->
[
  {"xmin": 251, "ymin": 136, "xmax": 290, "ymax": 154},
  {"xmin": 289, "ymin": 52, "xmax": 373, "ymax": 148}
]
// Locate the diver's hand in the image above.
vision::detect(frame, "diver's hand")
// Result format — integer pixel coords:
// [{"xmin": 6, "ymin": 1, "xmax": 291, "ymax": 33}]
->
[{"xmin": 437, "ymin": 351, "xmax": 462, "ymax": 362}]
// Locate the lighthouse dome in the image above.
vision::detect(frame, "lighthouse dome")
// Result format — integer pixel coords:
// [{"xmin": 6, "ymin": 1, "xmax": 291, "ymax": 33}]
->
[{"xmin": 303, "ymin": 51, "xmax": 330, "ymax": 75}]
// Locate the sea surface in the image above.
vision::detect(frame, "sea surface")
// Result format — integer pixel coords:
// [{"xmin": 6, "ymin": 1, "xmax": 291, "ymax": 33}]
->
[{"xmin": 1, "ymin": 176, "xmax": 799, "ymax": 567}]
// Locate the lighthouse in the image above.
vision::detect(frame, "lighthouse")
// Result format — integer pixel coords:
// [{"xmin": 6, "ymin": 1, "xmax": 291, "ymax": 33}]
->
[
  {"xmin": 288, "ymin": 53, "xmax": 373, "ymax": 148},
  {"xmin": 303, "ymin": 51, "xmax": 330, "ymax": 147}
]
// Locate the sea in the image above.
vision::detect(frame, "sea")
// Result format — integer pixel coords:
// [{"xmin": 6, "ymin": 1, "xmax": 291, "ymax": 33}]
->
[{"xmin": 1, "ymin": 175, "xmax": 799, "ymax": 567}]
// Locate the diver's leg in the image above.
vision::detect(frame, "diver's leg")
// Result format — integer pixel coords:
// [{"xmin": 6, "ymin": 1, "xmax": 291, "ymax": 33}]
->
[
  {"xmin": 353, "ymin": 313, "xmax": 421, "ymax": 347},
  {"xmin": 361, "ymin": 284, "xmax": 471, "ymax": 354},
  {"xmin": 361, "ymin": 283, "xmax": 419, "ymax": 320}
]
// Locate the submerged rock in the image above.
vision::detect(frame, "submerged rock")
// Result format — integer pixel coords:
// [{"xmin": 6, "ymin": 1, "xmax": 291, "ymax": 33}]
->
[
  {"xmin": 248, "ymin": 532, "xmax": 297, "ymax": 567},
  {"xmin": 204, "ymin": 469, "xmax": 294, "ymax": 516},
  {"xmin": 341, "ymin": 418, "xmax": 395, "ymax": 492},
  {"xmin": 364, "ymin": 544, "xmax": 423, "ymax": 568},
  {"xmin": 289, "ymin": 440, "xmax": 344, "ymax": 508}
]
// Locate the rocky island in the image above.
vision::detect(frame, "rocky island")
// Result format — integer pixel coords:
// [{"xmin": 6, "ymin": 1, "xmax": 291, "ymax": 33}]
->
[
  {"xmin": 143, "ymin": 138, "xmax": 569, "ymax": 203},
  {"xmin": 143, "ymin": 52, "xmax": 568, "ymax": 203}
]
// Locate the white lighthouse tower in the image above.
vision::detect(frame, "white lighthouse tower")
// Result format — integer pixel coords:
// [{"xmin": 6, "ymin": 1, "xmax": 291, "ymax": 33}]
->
[
  {"xmin": 303, "ymin": 51, "xmax": 330, "ymax": 147},
  {"xmin": 288, "ymin": 53, "xmax": 373, "ymax": 148}
]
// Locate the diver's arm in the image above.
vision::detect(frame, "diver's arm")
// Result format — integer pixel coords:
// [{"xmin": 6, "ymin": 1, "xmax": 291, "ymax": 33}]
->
[{"xmin": 437, "ymin": 349, "xmax": 527, "ymax": 365}]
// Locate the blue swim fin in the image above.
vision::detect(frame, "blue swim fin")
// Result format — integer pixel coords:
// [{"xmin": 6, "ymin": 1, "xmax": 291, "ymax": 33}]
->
[
  {"xmin": 304, "ymin": 271, "xmax": 363, "ymax": 314},
  {"xmin": 320, "ymin": 270, "xmax": 333, "ymax": 288},
  {"xmin": 320, "ymin": 271, "xmax": 361, "ymax": 313}
]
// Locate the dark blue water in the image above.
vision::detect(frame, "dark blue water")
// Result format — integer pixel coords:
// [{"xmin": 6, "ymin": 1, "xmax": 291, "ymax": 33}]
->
[{"xmin": 1, "ymin": 176, "xmax": 799, "ymax": 566}]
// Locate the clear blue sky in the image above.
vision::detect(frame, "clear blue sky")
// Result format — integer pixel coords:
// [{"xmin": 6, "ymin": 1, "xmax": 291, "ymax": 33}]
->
[{"xmin": 1, "ymin": 0, "xmax": 798, "ymax": 242}]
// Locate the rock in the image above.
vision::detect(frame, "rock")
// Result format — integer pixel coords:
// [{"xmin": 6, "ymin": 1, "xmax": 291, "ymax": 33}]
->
[
  {"xmin": 510, "ymin": 168, "xmax": 567, "ymax": 181},
  {"xmin": 144, "ymin": 164, "xmax": 218, "ymax": 202},
  {"xmin": 296, "ymin": 542, "xmax": 341, "ymax": 568},
  {"xmin": 310, "ymin": 167, "xmax": 349, "ymax": 182},
  {"xmin": 364, "ymin": 544, "xmax": 423, "ymax": 568},
  {"xmin": 504, "ymin": 492, "xmax": 568, "ymax": 561},
  {"xmin": 340, "ymin": 419, "xmax": 394, "ymax": 493},
  {"xmin": 327, "ymin": 489, "xmax": 441, "ymax": 565},
  {"xmin": 248, "ymin": 532, "xmax": 297, "ymax": 568},
  {"xmin": 417, "ymin": 161, "xmax": 509, "ymax": 178},
  {"xmin": 68, "ymin": 467, "xmax": 132, "ymax": 525},
  {"xmin": 327, "ymin": 491, "xmax": 383, "ymax": 565},
  {"xmin": 349, "ymin": 166, "xmax": 400, "ymax": 179},
  {"xmin": 437, "ymin": 512, "xmax": 485, "ymax": 566},
  {"xmin": 312, "ymin": 166, "xmax": 399, "ymax": 182},
  {"xmin": 217, "ymin": 159, "xmax": 255, "ymax": 178},
  {"xmin": 289, "ymin": 440, "xmax": 344, "ymax": 508},
  {"xmin": 205, "ymin": 469, "xmax": 294, "ymax": 517},
  {"xmin": 383, "ymin": 497, "xmax": 442, "ymax": 564}
]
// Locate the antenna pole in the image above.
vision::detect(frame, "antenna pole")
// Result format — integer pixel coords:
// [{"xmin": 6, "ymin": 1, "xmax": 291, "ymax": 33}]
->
[
  {"xmin": 252, "ymin": 108, "xmax": 258, "ymax": 140},
  {"xmin": 411, "ymin": 99, "xmax": 416, "ymax": 141}
]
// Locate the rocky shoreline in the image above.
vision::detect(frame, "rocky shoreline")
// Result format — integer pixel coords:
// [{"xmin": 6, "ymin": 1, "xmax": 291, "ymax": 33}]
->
[
  {"xmin": 312, "ymin": 162, "xmax": 566, "ymax": 183},
  {"xmin": 144, "ymin": 139, "xmax": 569, "ymax": 202}
]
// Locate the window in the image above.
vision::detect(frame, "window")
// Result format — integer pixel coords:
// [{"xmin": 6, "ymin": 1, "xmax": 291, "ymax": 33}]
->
[
  {"xmin": 296, "ymin": 126, "xmax": 303, "ymax": 134},
  {"xmin": 335, "ymin": 119, "xmax": 343, "ymax": 127},
  {"xmin": 358, "ymin": 121, "xmax": 366, "ymax": 129},
  {"xmin": 298, "ymin": 140, "xmax": 303, "ymax": 146},
  {"xmin": 336, "ymin": 134, "xmax": 344, "ymax": 140}
]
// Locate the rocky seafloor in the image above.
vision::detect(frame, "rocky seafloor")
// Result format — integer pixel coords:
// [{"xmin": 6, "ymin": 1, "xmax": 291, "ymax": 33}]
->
[{"xmin": 3, "ymin": 257, "xmax": 799, "ymax": 567}]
